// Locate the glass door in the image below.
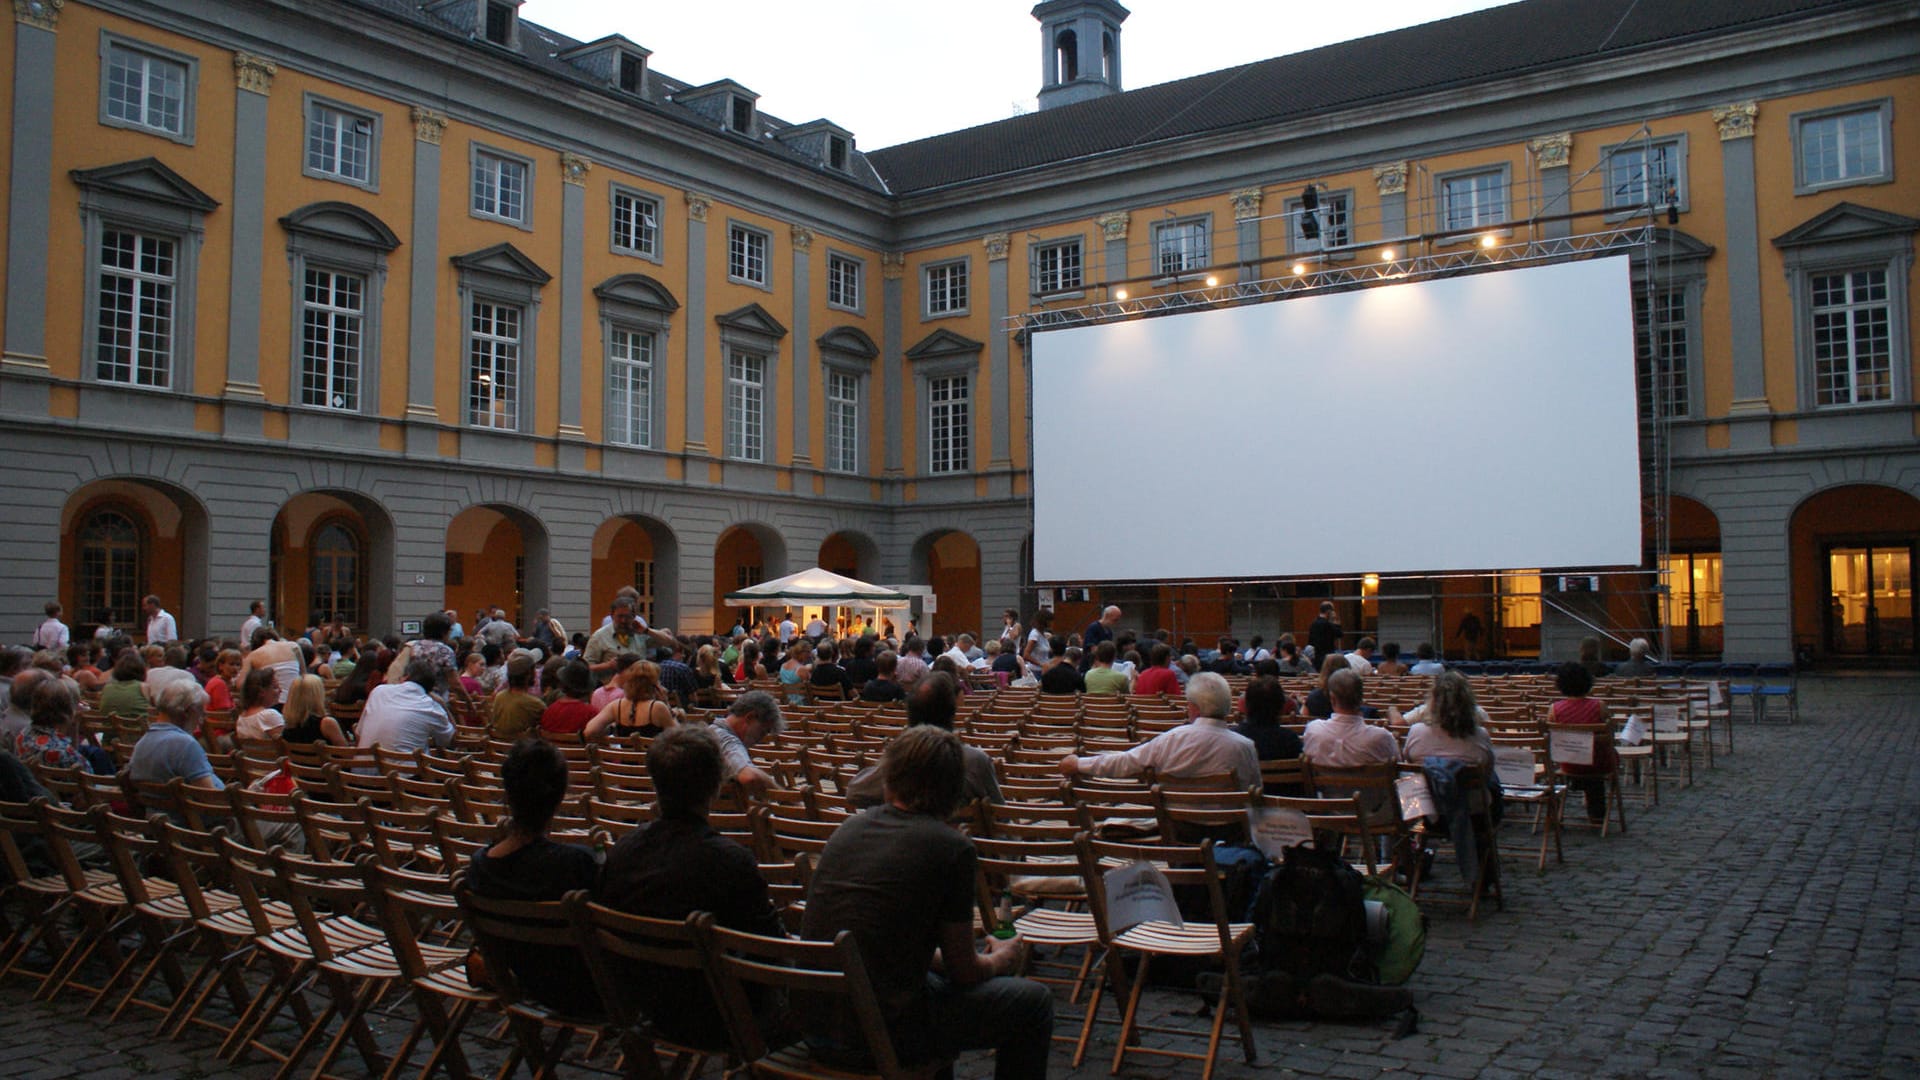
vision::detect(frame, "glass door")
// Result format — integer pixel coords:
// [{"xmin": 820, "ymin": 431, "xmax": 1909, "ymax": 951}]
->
[{"xmin": 1826, "ymin": 545, "xmax": 1915, "ymax": 656}]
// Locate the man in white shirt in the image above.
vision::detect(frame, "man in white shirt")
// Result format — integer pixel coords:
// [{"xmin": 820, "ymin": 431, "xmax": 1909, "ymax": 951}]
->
[
  {"xmin": 940, "ymin": 634, "xmax": 975, "ymax": 669},
  {"xmin": 357, "ymin": 657, "xmax": 456, "ymax": 753},
  {"xmin": 32, "ymin": 603, "xmax": 68, "ymax": 651},
  {"xmin": 143, "ymin": 595, "xmax": 178, "ymax": 644},
  {"xmin": 1302, "ymin": 670, "xmax": 1398, "ymax": 767},
  {"xmin": 145, "ymin": 645, "xmax": 200, "ymax": 700},
  {"xmin": 1344, "ymin": 637, "xmax": 1378, "ymax": 678},
  {"xmin": 804, "ymin": 614, "xmax": 828, "ymax": 640},
  {"xmin": 778, "ymin": 612, "xmax": 797, "ymax": 646},
  {"xmin": 240, "ymin": 601, "xmax": 266, "ymax": 650},
  {"xmin": 1057, "ymin": 672, "xmax": 1260, "ymax": 789}
]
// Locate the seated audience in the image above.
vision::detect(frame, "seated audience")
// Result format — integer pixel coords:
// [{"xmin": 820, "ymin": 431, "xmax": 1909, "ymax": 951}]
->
[
  {"xmin": 1236, "ymin": 675, "xmax": 1305, "ymax": 794},
  {"xmin": 1302, "ymin": 669, "xmax": 1398, "ymax": 768},
  {"xmin": 858, "ymin": 651, "xmax": 907, "ymax": 703},
  {"xmin": 14, "ymin": 678, "xmax": 103, "ymax": 774},
  {"xmin": 1344, "ymin": 637, "xmax": 1378, "ymax": 677},
  {"xmin": 281, "ymin": 673, "xmax": 349, "ymax": 746},
  {"xmin": 583, "ymin": 660, "xmax": 675, "ymax": 741},
  {"xmin": 1302, "ymin": 653, "xmax": 1351, "ymax": 718},
  {"xmin": 332, "ymin": 652, "xmax": 383, "ymax": 707},
  {"xmin": 1611, "ymin": 637, "xmax": 1656, "ymax": 678},
  {"xmin": 129, "ymin": 680, "xmax": 222, "ymax": 790},
  {"xmin": 540, "ymin": 660, "xmax": 598, "ymax": 737},
  {"xmin": 1577, "ymin": 636, "xmax": 1610, "ymax": 679},
  {"xmin": 99, "ymin": 650, "xmax": 152, "ymax": 720},
  {"xmin": 1, "ymin": 668, "xmax": 49, "ymax": 745},
  {"xmin": 591, "ymin": 653, "xmax": 639, "ymax": 711},
  {"xmin": 1039, "ymin": 647, "xmax": 1086, "ymax": 695},
  {"xmin": 810, "ymin": 640, "xmax": 854, "ymax": 698},
  {"xmin": 1548, "ymin": 661, "xmax": 1615, "ymax": 823},
  {"xmin": 205, "ymin": 648, "xmax": 242, "ymax": 712},
  {"xmin": 145, "ymin": 645, "xmax": 199, "ymax": 700},
  {"xmin": 488, "ymin": 654, "xmax": 546, "ymax": 741},
  {"xmin": 357, "ymin": 657, "xmax": 455, "ymax": 753},
  {"xmin": 1407, "ymin": 643, "xmax": 1446, "ymax": 676},
  {"xmin": 597, "ymin": 724, "xmax": 786, "ymax": 1049},
  {"xmin": 803, "ymin": 726, "xmax": 1052, "ymax": 1076},
  {"xmin": 841, "ymin": 636, "xmax": 879, "ymax": 690},
  {"xmin": 66, "ymin": 644, "xmax": 106, "ymax": 693},
  {"xmin": 777, "ymin": 640, "xmax": 814, "ymax": 705},
  {"xmin": 1132, "ymin": 642, "xmax": 1182, "ymax": 697},
  {"xmin": 1082, "ymin": 641, "xmax": 1131, "ymax": 695},
  {"xmin": 1401, "ymin": 670, "xmax": 1494, "ymax": 768},
  {"xmin": 1060, "ymin": 672, "xmax": 1260, "ymax": 789},
  {"xmin": 1274, "ymin": 638, "xmax": 1314, "ymax": 675},
  {"xmin": 702, "ymin": 691, "xmax": 784, "ymax": 798},
  {"xmin": 849, "ymin": 673, "xmax": 1003, "ymax": 808},
  {"xmin": 1373, "ymin": 642, "xmax": 1409, "ymax": 677},
  {"xmin": 234, "ymin": 666, "xmax": 286, "ymax": 741}
]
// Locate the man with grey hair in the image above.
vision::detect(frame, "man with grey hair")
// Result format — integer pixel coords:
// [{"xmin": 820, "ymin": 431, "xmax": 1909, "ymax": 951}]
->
[
  {"xmin": 1611, "ymin": 637, "xmax": 1656, "ymax": 678},
  {"xmin": 2, "ymin": 668, "xmax": 55, "ymax": 745},
  {"xmin": 706, "ymin": 690, "xmax": 784, "ymax": 797},
  {"xmin": 130, "ymin": 680, "xmax": 222, "ymax": 790},
  {"xmin": 1057, "ymin": 671, "xmax": 1259, "ymax": 788}
]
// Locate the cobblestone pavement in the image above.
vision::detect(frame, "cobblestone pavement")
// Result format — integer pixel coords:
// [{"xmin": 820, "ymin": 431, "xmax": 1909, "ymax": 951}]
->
[{"xmin": 3, "ymin": 676, "xmax": 1916, "ymax": 1078}]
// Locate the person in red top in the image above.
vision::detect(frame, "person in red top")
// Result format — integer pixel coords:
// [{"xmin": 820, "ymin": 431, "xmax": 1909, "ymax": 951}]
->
[
  {"xmin": 538, "ymin": 660, "xmax": 598, "ymax": 737},
  {"xmin": 1547, "ymin": 662, "xmax": 1615, "ymax": 823},
  {"xmin": 1132, "ymin": 642, "xmax": 1183, "ymax": 698},
  {"xmin": 204, "ymin": 648, "xmax": 241, "ymax": 711}
]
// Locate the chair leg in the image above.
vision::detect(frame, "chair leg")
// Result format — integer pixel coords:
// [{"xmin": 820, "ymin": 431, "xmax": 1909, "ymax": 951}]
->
[{"xmin": 1110, "ymin": 953, "xmax": 1151, "ymax": 1076}]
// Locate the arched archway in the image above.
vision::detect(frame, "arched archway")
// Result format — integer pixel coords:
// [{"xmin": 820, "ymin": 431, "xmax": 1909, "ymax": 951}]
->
[
  {"xmin": 818, "ymin": 530, "xmax": 881, "ymax": 583},
  {"xmin": 445, "ymin": 504, "xmax": 550, "ymax": 629},
  {"xmin": 714, "ymin": 523, "xmax": 789, "ymax": 631},
  {"xmin": 591, "ymin": 515, "xmax": 680, "ymax": 630},
  {"xmin": 60, "ymin": 478, "xmax": 209, "ymax": 639},
  {"xmin": 1790, "ymin": 484, "xmax": 1920, "ymax": 659},
  {"xmin": 910, "ymin": 529, "xmax": 981, "ymax": 640},
  {"xmin": 270, "ymin": 490, "xmax": 396, "ymax": 636},
  {"xmin": 1663, "ymin": 495, "xmax": 1723, "ymax": 657}
]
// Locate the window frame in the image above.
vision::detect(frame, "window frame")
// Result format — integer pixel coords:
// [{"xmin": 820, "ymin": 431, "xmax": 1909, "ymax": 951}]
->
[
  {"xmin": 1779, "ymin": 217, "xmax": 1914, "ymax": 412},
  {"xmin": 466, "ymin": 297, "xmax": 525, "ymax": 431},
  {"xmin": 281, "ymin": 202, "xmax": 398, "ymax": 418},
  {"xmin": 724, "ymin": 349, "xmax": 769, "ymax": 462},
  {"xmin": 1030, "ymin": 235, "xmax": 1086, "ymax": 296},
  {"xmin": 74, "ymin": 162, "xmax": 213, "ymax": 396},
  {"xmin": 727, "ymin": 222, "xmax": 772, "ymax": 289},
  {"xmin": 595, "ymin": 274, "xmax": 677, "ymax": 452},
  {"xmin": 1282, "ymin": 189, "xmax": 1353, "ymax": 254},
  {"xmin": 605, "ymin": 323, "xmax": 659, "ymax": 449},
  {"xmin": 92, "ymin": 228, "xmax": 180, "ymax": 391},
  {"xmin": 826, "ymin": 251, "xmax": 865, "ymax": 314},
  {"xmin": 297, "ymin": 265, "xmax": 369, "ymax": 413},
  {"xmin": 925, "ymin": 371, "xmax": 972, "ymax": 476},
  {"xmin": 301, "ymin": 93, "xmax": 381, "ymax": 191},
  {"xmin": 609, "ymin": 184, "xmax": 663, "ymax": 262},
  {"xmin": 1435, "ymin": 164, "xmax": 1510, "ymax": 236},
  {"xmin": 922, "ymin": 257, "xmax": 971, "ymax": 318},
  {"xmin": 1602, "ymin": 134, "xmax": 1688, "ymax": 219},
  {"xmin": 1151, "ymin": 215, "xmax": 1211, "ymax": 278},
  {"xmin": 1791, "ymin": 99, "xmax": 1894, "ymax": 195},
  {"xmin": 469, "ymin": 143, "xmax": 534, "ymax": 229},
  {"xmin": 823, "ymin": 366, "xmax": 862, "ymax": 475},
  {"xmin": 98, "ymin": 31, "xmax": 198, "ymax": 145}
]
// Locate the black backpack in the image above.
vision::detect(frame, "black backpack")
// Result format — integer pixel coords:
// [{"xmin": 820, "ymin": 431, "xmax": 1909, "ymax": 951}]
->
[{"xmin": 1250, "ymin": 843, "xmax": 1371, "ymax": 984}]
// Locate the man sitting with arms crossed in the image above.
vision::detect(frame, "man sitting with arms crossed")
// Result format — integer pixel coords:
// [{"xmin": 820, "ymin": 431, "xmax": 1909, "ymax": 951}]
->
[
  {"xmin": 804, "ymin": 725, "xmax": 1053, "ymax": 1078},
  {"xmin": 1057, "ymin": 671, "xmax": 1260, "ymax": 789}
]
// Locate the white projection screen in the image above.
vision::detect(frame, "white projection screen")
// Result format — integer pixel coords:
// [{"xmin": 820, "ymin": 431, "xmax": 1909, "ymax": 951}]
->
[{"xmin": 1030, "ymin": 256, "xmax": 1643, "ymax": 582}]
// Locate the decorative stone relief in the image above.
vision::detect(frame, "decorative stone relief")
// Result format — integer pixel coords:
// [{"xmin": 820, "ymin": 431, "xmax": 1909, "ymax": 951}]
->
[
  {"xmin": 1096, "ymin": 211, "xmax": 1129, "ymax": 241},
  {"xmin": 1230, "ymin": 188, "xmax": 1263, "ymax": 221},
  {"xmin": 685, "ymin": 191, "xmax": 711, "ymax": 222},
  {"xmin": 1713, "ymin": 101, "xmax": 1757, "ymax": 141},
  {"xmin": 233, "ymin": 52, "xmax": 277, "ymax": 94},
  {"xmin": 790, "ymin": 225, "xmax": 814, "ymax": 252},
  {"xmin": 560, "ymin": 152, "xmax": 592, "ymax": 186},
  {"xmin": 13, "ymin": 0, "xmax": 62, "ymax": 32},
  {"xmin": 1529, "ymin": 132, "xmax": 1572, "ymax": 169},
  {"xmin": 410, "ymin": 106, "xmax": 447, "ymax": 145},
  {"xmin": 983, "ymin": 232, "xmax": 1010, "ymax": 261},
  {"xmin": 1373, "ymin": 161, "xmax": 1408, "ymax": 196},
  {"xmin": 880, "ymin": 252, "xmax": 906, "ymax": 280}
]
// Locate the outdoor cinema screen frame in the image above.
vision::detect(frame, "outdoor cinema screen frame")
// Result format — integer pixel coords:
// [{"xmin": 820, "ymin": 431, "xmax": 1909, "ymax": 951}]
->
[{"xmin": 1029, "ymin": 255, "xmax": 1644, "ymax": 583}]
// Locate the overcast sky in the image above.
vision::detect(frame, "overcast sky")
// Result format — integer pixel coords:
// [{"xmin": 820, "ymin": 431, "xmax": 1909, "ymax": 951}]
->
[{"xmin": 530, "ymin": 0, "xmax": 1516, "ymax": 148}]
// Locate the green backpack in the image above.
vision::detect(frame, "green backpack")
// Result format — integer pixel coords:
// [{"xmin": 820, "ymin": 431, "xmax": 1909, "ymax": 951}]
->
[{"xmin": 1363, "ymin": 876, "xmax": 1427, "ymax": 986}]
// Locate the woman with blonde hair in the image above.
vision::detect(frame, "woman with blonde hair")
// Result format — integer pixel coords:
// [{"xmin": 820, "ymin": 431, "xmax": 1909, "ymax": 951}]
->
[
  {"xmin": 583, "ymin": 659, "xmax": 675, "ymax": 741},
  {"xmin": 281, "ymin": 673, "xmax": 349, "ymax": 747},
  {"xmin": 1401, "ymin": 670, "xmax": 1493, "ymax": 767}
]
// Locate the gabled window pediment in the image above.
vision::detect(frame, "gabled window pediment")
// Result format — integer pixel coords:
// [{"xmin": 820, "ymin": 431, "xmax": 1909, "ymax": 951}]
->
[
  {"xmin": 450, "ymin": 242, "xmax": 551, "ymax": 286},
  {"xmin": 905, "ymin": 327, "xmax": 984, "ymax": 362},
  {"xmin": 1773, "ymin": 202, "xmax": 1920, "ymax": 250},
  {"xmin": 714, "ymin": 302, "xmax": 788, "ymax": 340},
  {"xmin": 70, "ymin": 158, "xmax": 219, "ymax": 213}
]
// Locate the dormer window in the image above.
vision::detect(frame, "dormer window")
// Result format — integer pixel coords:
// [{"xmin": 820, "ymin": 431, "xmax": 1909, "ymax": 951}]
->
[
  {"xmin": 483, "ymin": 1, "xmax": 514, "ymax": 46},
  {"xmin": 828, "ymin": 135, "xmax": 848, "ymax": 172},
  {"xmin": 618, "ymin": 52, "xmax": 645, "ymax": 94},
  {"xmin": 730, "ymin": 96, "xmax": 754, "ymax": 134}
]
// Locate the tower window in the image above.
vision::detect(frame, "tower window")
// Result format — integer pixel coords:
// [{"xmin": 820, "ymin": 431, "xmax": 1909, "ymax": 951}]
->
[
  {"xmin": 730, "ymin": 97, "xmax": 754, "ymax": 134},
  {"xmin": 828, "ymin": 135, "xmax": 849, "ymax": 172},
  {"xmin": 618, "ymin": 53, "xmax": 644, "ymax": 94},
  {"xmin": 484, "ymin": 2, "xmax": 514, "ymax": 46},
  {"xmin": 1054, "ymin": 29, "xmax": 1079, "ymax": 82}
]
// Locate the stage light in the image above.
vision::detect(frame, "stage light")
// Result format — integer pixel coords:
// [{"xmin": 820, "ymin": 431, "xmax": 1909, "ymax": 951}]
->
[
  {"xmin": 1480, "ymin": 235, "xmax": 1498, "ymax": 249},
  {"xmin": 1363, "ymin": 573, "xmax": 1380, "ymax": 589},
  {"xmin": 1114, "ymin": 288, "xmax": 1128, "ymax": 300},
  {"xmin": 1204, "ymin": 275, "xmax": 1219, "ymax": 287},
  {"xmin": 1291, "ymin": 262, "xmax": 1307, "ymax": 276},
  {"xmin": 1380, "ymin": 247, "xmax": 1395, "ymax": 261}
]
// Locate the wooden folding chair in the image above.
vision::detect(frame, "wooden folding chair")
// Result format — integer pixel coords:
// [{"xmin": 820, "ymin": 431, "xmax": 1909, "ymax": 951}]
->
[
  {"xmin": 569, "ymin": 899, "xmax": 723, "ymax": 1080},
  {"xmin": 0, "ymin": 797, "xmax": 109, "ymax": 990},
  {"xmin": 1399, "ymin": 764, "xmax": 1504, "ymax": 920},
  {"xmin": 454, "ymin": 880, "xmax": 623, "ymax": 1079},
  {"xmin": 358, "ymin": 858, "xmax": 499, "ymax": 1080},
  {"xmin": 971, "ymin": 833, "xmax": 1106, "ymax": 1068}
]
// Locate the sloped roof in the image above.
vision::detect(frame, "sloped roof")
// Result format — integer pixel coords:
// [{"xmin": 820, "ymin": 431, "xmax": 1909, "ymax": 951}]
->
[{"xmin": 867, "ymin": 0, "xmax": 1880, "ymax": 194}]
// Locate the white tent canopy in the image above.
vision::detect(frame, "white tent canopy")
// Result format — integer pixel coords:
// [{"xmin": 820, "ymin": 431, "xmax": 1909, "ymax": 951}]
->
[{"xmin": 722, "ymin": 567, "xmax": 911, "ymax": 608}]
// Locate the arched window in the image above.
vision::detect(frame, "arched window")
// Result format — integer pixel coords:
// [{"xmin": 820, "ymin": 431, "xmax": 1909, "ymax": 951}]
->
[
  {"xmin": 1054, "ymin": 29, "xmax": 1079, "ymax": 83},
  {"xmin": 78, "ymin": 508, "xmax": 143, "ymax": 630},
  {"xmin": 309, "ymin": 519, "xmax": 365, "ymax": 631}
]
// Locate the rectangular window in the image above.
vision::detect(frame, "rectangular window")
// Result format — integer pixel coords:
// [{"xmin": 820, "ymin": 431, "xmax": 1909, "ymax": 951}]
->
[
  {"xmin": 736, "ymin": 564, "xmax": 763, "ymax": 589},
  {"xmin": 618, "ymin": 53, "xmax": 645, "ymax": 94},
  {"xmin": 1633, "ymin": 288, "xmax": 1689, "ymax": 419},
  {"xmin": 104, "ymin": 42, "xmax": 187, "ymax": 136},
  {"xmin": 726, "ymin": 351, "xmax": 765, "ymax": 461},
  {"xmin": 1606, "ymin": 139, "xmax": 1682, "ymax": 212},
  {"xmin": 484, "ymin": 1, "xmax": 514, "ymax": 45},
  {"xmin": 468, "ymin": 299, "xmax": 522, "ymax": 429},
  {"xmin": 306, "ymin": 102, "xmax": 375, "ymax": 185},
  {"xmin": 730, "ymin": 97, "xmax": 754, "ymax": 134},
  {"xmin": 1810, "ymin": 268, "xmax": 1892, "ymax": 406},
  {"xmin": 928, "ymin": 374, "xmax": 970, "ymax": 474},
  {"xmin": 729, "ymin": 225, "xmax": 769, "ymax": 286},
  {"xmin": 1287, "ymin": 191, "xmax": 1351, "ymax": 250},
  {"xmin": 828, "ymin": 135, "xmax": 849, "ymax": 171},
  {"xmin": 300, "ymin": 268, "xmax": 365, "ymax": 410},
  {"xmin": 925, "ymin": 260, "xmax": 968, "ymax": 316},
  {"xmin": 607, "ymin": 326, "xmax": 654, "ymax": 447},
  {"xmin": 1796, "ymin": 105, "xmax": 1889, "ymax": 190},
  {"xmin": 1441, "ymin": 169, "xmax": 1506, "ymax": 232},
  {"xmin": 611, "ymin": 189, "xmax": 659, "ymax": 257},
  {"xmin": 632, "ymin": 560, "xmax": 655, "ymax": 625},
  {"xmin": 95, "ymin": 229, "xmax": 175, "ymax": 388},
  {"xmin": 827, "ymin": 254, "xmax": 862, "ymax": 310},
  {"xmin": 1033, "ymin": 239, "xmax": 1083, "ymax": 294},
  {"xmin": 472, "ymin": 150, "xmax": 528, "ymax": 224},
  {"xmin": 825, "ymin": 369, "xmax": 859, "ymax": 474},
  {"xmin": 1154, "ymin": 219, "xmax": 1209, "ymax": 276}
]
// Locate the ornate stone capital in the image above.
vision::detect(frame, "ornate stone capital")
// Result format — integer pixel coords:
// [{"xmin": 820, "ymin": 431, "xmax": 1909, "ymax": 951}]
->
[
  {"xmin": 1712, "ymin": 101, "xmax": 1757, "ymax": 141},
  {"xmin": 684, "ymin": 190, "xmax": 712, "ymax": 223},
  {"xmin": 790, "ymin": 225, "xmax": 814, "ymax": 252},
  {"xmin": 233, "ymin": 52, "xmax": 277, "ymax": 95},
  {"xmin": 1096, "ymin": 211, "xmax": 1129, "ymax": 241},
  {"xmin": 1529, "ymin": 132, "xmax": 1572, "ymax": 169},
  {"xmin": 1230, "ymin": 188, "xmax": 1264, "ymax": 222},
  {"xmin": 559, "ymin": 152, "xmax": 592, "ymax": 186},
  {"xmin": 983, "ymin": 232, "xmax": 1010, "ymax": 261},
  {"xmin": 880, "ymin": 252, "xmax": 906, "ymax": 281},
  {"xmin": 13, "ymin": 0, "xmax": 62, "ymax": 31},
  {"xmin": 410, "ymin": 106, "xmax": 447, "ymax": 145},
  {"xmin": 1373, "ymin": 161, "xmax": 1408, "ymax": 196}
]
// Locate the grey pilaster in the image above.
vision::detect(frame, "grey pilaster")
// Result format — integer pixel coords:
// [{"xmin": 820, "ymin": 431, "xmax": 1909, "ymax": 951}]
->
[
  {"xmin": 557, "ymin": 152, "xmax": 589, "ymax": 467},
  {"xmin": 1373, "ymin": 162, "xmax": 1408, "ymax": 238},
  {"xmin": 683, "ymin": 191, "xmax": 711, "ymax": 454},
  {"xmin": 224, "ymin": 53, "xmax": 277, "ymax": 427},
  {"xmin": 1230, "ymin": 188, "xmax": 1262, "ymax": 281},
  {"xmin": 881, "ymin": 252, "xmax": 905, "ymax": 475},
  {"xmin": 2, "ymin": 13, "xmax": 56, "ymax": 376},
  {"xmin": 1716, "ymin": 102, "xmax": 1770, "ymax": 449},
  {"xmin": 789, "ymin": 226, "xmax": 812, "ymax": 465},
  {"xmin": 1530, "ymin": 134, "xmax": 1572, "ymax": 240},
  {"xmin": 1097, "ymin": 211, "xmax": 1128, "ymax": 285},
  {"xmin": 405, "ymin": 107, "xmax": 446, "ymax": 455},
  {"xmin": 985, "ymin": 232, "xmax": 1011, "ymax": 475}
]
